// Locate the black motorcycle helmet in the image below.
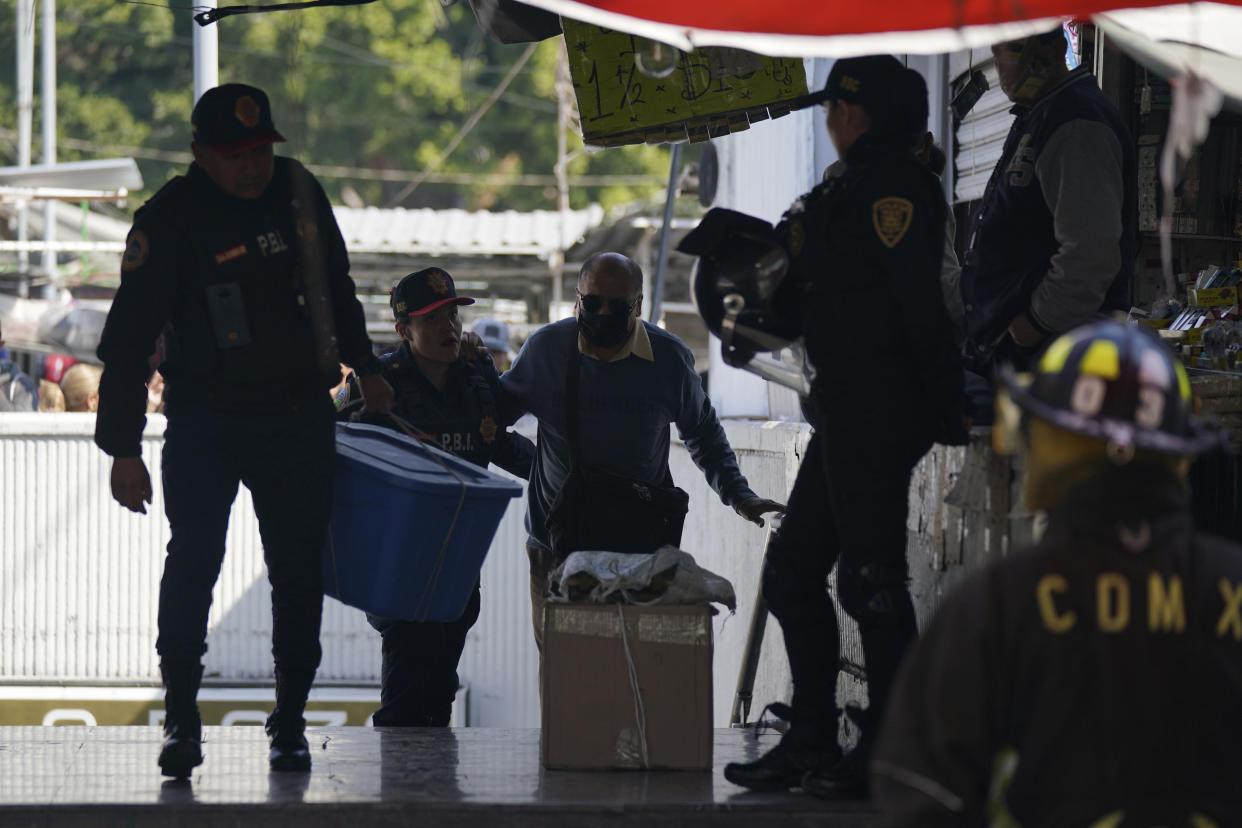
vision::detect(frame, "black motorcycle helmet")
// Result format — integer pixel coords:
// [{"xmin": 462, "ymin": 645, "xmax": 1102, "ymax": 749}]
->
[{"xmin": 680, "ymin": 208, "xmax": 801, "ymax": 367}]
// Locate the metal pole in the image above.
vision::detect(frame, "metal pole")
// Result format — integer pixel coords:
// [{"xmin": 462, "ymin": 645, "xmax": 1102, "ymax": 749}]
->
[
  {"xmin": 41, "ymin": 0, "xmax": 56, "ymax": 294},
  {"xmin": 1093, "ymin": 26, "xmax": 1106, "ymax": 90},
  {"xmin": 729, "ymin": 515, "xmax": 782, "ymax": 727},
  {"xmin": 551, "ymin": 43, "xmax": 572, "ymax": 322},
  {"xmin": 648, "ymin": 142, "xmax": 683, "ymax": 325},
  {"xmin": 16, "ymin": 0, "xmax": 35, "ymax": 288},
  {"xmin": 193, "ymin": 1, "xmax": 218, "ymax": 104}
]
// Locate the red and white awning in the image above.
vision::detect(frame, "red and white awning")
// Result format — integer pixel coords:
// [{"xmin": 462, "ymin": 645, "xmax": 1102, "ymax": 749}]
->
[{"xmin": 517, "ymin": 0, "xmax": 1242, "ymax": 57}]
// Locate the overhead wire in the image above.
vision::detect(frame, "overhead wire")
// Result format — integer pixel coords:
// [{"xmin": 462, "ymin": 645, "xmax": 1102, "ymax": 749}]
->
[
  {"xmin": 384, "ymin": 40, "xmax": 538, "ymax": 206},
  {"xmin": 0, "ymin": 127, "xmax": 662, "ymax": 188}
]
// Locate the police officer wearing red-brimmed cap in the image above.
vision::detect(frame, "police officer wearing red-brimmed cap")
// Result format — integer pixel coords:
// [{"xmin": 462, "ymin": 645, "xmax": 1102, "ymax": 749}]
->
[
  {"xmin": 338, "ymin": 266, "xmax": 534, "ymax": 729},
  {"xmin": 95, "ymin": 82, "xmax": 395, "ymax": 779}
]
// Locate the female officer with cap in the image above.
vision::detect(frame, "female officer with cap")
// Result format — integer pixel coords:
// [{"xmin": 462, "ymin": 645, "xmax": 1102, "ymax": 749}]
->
[
  {"xmin": 341, "ymin": 266, "xmax": 533, "ymax": 727},
  {"xmin": 719, "ymin": 54, "xmax": 969, "ymax": 799}
]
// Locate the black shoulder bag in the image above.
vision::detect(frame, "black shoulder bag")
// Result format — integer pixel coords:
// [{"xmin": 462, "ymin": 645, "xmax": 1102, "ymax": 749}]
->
[{"xmin": 544, "ymin": 326, "xmax": 690, "ymax": 563}]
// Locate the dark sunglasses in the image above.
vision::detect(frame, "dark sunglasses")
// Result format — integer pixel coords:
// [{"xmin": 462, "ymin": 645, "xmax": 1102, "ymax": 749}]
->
[{"xmin": 577, "ymin": 290, "xmax": 639, "ymax": 316}]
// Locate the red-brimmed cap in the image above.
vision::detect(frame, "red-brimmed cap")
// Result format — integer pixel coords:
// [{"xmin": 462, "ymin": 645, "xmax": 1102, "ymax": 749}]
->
[
  {"xmin": 192, "ymin": 83, "xmax": 287, "ymax": 155},
  {"xmin": 391, "ymin": 267, "xmax": 475, "ymax": 319}
]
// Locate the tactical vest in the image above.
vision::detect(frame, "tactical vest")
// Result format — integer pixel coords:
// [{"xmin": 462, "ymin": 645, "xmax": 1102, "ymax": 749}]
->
[
  {"xmin": 379, "ymin": 351, "xmax": 502, "ymax": 470},
  {"xmin": 962, "ymin": 69, "xmax": 1137, "ymax": 352},
  {"xmin": 151, "ymin": 160, "xmax": 321, "ymax": 397}
]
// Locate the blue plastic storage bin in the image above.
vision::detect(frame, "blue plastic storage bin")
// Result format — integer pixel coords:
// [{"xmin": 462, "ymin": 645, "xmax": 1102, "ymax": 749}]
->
[{"xmin": 323, "ymin": 422, "xmax": 523, "ymax": 622}]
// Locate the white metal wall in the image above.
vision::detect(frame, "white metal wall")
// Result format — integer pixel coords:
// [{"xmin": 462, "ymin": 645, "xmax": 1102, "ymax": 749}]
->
[
  {"xmin": 0, "ymin": 413, "xmax": 808, "ymax": 728},
  {"xmin": 707, "ymin": 58, "xmax": 831, "ymax": 422},
  {"xmin": 954, "ymin": 59, "xmax": 1014, "ymax": 203}
]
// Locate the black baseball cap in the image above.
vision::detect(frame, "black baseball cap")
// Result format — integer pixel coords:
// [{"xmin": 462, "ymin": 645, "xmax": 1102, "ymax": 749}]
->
[
  {"xmin": 793, "ymin": 55, "xmax": 926, "ymax": 135},
  {"xmin": 390, "ymin": 267, "xmax": 475, "ymax": 320},
  {"xmin": 191, "ymin": 83, "xmax": 286, "ymax": 155}
]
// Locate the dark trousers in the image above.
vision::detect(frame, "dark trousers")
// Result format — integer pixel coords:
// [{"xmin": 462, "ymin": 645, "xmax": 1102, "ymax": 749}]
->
[
  {"xmin": 368, "ymin": 582, "xmax": 481, "ymax": 727},
  {"xmin": 156, "ymin": 399, "xmax": 335, "ymax": 686},
  {"xmin": 763, "ymin": 429, "xmax": 928, "ymax": 747},
  {"xmin": 527, "ymin": 544, "xmax": 557, "ymax": 653}
]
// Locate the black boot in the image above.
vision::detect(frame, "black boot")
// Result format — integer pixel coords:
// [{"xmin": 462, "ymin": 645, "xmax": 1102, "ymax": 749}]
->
[
  {"xmin": 158, "ymin": 661, "xmax": 204, "ymax": 778},
  {"xmin": 267, "ymin": 670, "xmax": 314, "ymax": 772},
  {"xmin": 802, "ymin": 705, "xmax": 873, "ymax": 800},
  {"xmin": 267, "ymin": 721, "xmax": 311, "ymax": 773},
  {"xmin": 723, "ymin": 703, "xmax": 841, "ymax": 792}
]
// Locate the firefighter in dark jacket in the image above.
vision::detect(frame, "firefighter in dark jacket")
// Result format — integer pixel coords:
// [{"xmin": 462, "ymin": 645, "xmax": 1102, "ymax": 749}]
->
[
  {"xmin": 340, "ymin": 267, "xmax": 534, "ymax": 726},
  {"xmin": 95, "ymin": 84, "xmax": 394, "ymax": 778},
  {"xmin": 962, "ymin": 27, "xmax": 1137, "ymax": 374},
  {"xmin": 872, "ymin": 321, "xmax": 1240, "ymax": 826},
  {"xmin": 716, "ymin": 56, "xmax": 968, "ymax": 798}
]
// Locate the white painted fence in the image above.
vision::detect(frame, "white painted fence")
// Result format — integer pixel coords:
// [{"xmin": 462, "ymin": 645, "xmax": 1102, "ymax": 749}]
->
[
  {"xmin": 0, "ymin": 414, "xmax": 817, "ymax": 728},
  {"xmin": 1, "ymin": 413, "xmax": 1019, "ymax": 728}
]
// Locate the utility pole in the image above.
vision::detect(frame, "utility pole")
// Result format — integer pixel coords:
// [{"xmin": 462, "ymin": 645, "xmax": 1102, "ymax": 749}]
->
[
  {"xmin": 551, "ymin": 42, "xmax": 575, "ymax": 323},
  {"xmin": 41, "ymin": 0, "xmax": 56, "ymax": 295},
  {"xmin": 16, "ymin": 0, "xmax": 35, "ymax": 293},
  {"xmin": 193, "ymin": 1, "xmax": 218, "ymax": 103},
  {"xmin": 649, "ymin": 142, "xmax": 682, "ymax": 326}
]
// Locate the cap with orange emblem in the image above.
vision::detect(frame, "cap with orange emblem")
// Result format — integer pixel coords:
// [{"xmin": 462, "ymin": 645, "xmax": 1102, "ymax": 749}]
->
[
  {"xmin": 390, "ymin": 268, "xmax": 475, "ymax": 320},
  {"xmin": 191, "ymin": 83, "xmax": 286, "ymax": 155}
]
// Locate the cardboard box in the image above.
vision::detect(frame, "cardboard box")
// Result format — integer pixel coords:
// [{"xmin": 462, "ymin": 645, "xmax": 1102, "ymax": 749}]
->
[
  {"xmin": 1189, "ymin": 287, "xmax": 1240, "ymax": 308},
  {"xmin": 541, "ymin": 603, "xmax": 714, "ymax": 771}
]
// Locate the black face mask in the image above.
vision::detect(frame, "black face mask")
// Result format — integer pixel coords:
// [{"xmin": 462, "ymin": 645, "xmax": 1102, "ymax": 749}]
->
[{"xmin": 578, "ymin": 310, "xmax": 631, "ymax": 348}]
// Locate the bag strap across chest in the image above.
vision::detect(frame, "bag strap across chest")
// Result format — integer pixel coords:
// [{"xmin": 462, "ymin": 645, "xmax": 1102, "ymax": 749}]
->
[{"xmin": 564, "ymin": 325, "xmax": 583, "ymax": 472}]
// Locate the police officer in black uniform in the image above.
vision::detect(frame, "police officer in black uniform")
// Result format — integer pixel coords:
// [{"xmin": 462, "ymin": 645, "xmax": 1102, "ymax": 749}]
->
[
  {"xmin": 872, "ymin": 322, "xmax": 1240, "ymax": 826},
  {"xmin": 701, "ymin": 56, "xmax": 968, "ymax": 798},
  {"xmin": 95, "ymin": 83, "xmax": 394, "ymax": 778},
  {"xmin": 341, "ymin": 267, "xmax": 534, "ymax": 727}
]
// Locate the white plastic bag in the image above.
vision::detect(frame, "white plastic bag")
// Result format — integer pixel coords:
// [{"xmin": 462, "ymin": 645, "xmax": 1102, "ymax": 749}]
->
[{"xmin": 548, "ymin": 546, "xmax": 736, "ymax": 611}]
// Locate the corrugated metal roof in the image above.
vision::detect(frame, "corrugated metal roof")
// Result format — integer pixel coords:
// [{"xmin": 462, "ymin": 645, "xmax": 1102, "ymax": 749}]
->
[{"xmin": 334, "ymin": 205, "xmax": 606, "ymax": 258}]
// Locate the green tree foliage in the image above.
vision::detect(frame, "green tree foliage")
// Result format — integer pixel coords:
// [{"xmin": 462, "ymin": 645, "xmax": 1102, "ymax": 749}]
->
[{"xmin": 0, "ymin": 0, "xmax": 669, "ymax": 213}]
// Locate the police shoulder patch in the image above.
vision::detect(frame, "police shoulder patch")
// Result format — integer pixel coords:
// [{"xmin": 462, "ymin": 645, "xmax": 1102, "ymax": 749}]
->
[
  {"xmin": 479, "ymin": 415, "xmax": 498, "ymax": 445},
  {"xmin": 871, "ymin": 197, "xmax": 914, "ymax": 249},
  {"xmin": 122, "ymin": 229, "xmax": 150, "ymax": 272}
]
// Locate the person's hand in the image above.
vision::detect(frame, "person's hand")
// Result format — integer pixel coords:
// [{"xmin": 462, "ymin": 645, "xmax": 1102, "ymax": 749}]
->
[
  {"xmin": 358, "ymin": 373, "xmax": 395, "ymax": 414},
  {"xmin": 736, "ymin": 496, "xmax": 786, "ymax": 528},
  {"xmin": 1007, "ymin": 311, "xmax": 1045, "ymax": 349},
  {"xmin": 111, "ymin": 456, "xmax": 152, "ymax": 514},
  {"xmin": 329, "ymin": 363, "xmax": 351, "ymax": 401},
  {"xmin": 459, "ymin": 331, "xmax": 486, "ymax": 363}
]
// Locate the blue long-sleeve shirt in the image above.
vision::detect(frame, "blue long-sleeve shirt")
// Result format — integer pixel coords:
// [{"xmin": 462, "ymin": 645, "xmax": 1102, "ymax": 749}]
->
[{"xmin": 499, "ymin": 317, "xmax": 757, "ymax": 550}]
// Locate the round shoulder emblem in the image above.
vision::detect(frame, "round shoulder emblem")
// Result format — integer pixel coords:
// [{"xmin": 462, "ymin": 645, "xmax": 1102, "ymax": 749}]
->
[
  {"xmin": 234, "ymin": 96, "xmax": 261, "ymax": 128},
  {"xmin": 122, "ymin": 229, "xmax": 150, "ymax": 272},
  {"xmin": 479, "ymin": 415, "xmax": 498, "ymax": 445},
  {"xmin": 426, "ymin": 270, "xmax": 450, "ymax": 295}
]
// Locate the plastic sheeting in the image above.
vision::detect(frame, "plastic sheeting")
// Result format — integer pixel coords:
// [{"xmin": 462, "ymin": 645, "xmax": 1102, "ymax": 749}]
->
[
  {"xmin": 1095, "ymin": 4, "xmax": 1242, "ymax": 110},
  {"xmin": 548, "ymin": 547, "xmax": 737, "ymax": 611}
]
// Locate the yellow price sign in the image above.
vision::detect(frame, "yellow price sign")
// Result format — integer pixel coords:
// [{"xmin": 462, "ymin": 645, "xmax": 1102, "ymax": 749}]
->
[{"xmin": 564, "ymin": 20, "xmax": 809, "ymax": 147}]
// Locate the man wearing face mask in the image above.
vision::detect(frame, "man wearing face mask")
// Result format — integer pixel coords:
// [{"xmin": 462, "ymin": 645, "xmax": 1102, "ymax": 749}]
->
[
  {"xmin": 961, "ymin": 27, "xmax": 1136, "ymax": 375},
  {"xmin": 499, "ymin": 252, "xmax": 785, "ymax": 650}
]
